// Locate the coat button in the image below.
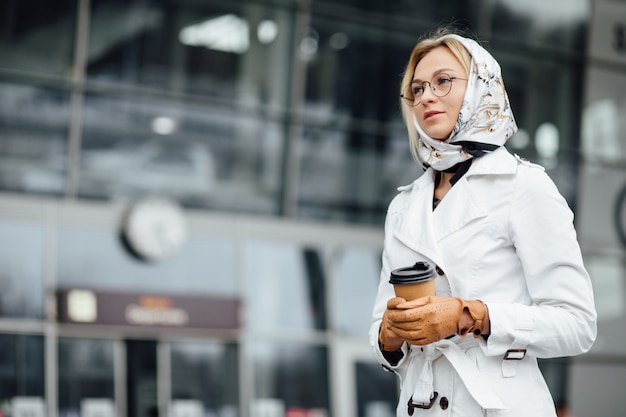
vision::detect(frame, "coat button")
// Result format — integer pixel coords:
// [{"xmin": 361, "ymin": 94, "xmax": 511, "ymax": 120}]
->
[
  {"xmin": 435, "ymin": 265, "xmax": 445, "ymax": 275},
  {"xmin": 439, "ymin": 396, "xmax": 449, "ymax": 410}
]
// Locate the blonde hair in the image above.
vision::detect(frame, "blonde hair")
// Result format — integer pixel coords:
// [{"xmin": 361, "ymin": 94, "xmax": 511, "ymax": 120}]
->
[{"xmin": 400, "ymin": 27, "xmax": 473, "ymax": 162}]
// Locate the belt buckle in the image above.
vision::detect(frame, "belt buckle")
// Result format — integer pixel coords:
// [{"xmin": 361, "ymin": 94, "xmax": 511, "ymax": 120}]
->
[
  {"xmin": 407, "ymin": 392, "xmax": 438, "ymax": 415},
  {"xmin": 503, "ymin": 349, "xmax": 526, "ymax": 360}
]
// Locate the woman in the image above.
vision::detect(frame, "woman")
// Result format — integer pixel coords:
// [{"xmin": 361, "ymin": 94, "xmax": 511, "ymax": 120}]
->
[{"xmin": 369, "ymin": 27, "xmax": 597, "ymax": 417}]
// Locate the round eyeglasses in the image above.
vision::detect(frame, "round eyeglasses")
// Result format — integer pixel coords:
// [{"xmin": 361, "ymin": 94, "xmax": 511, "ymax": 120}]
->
[{"xmin": 401, "ymin": 73, "xmax": 467, "ymax": 106}]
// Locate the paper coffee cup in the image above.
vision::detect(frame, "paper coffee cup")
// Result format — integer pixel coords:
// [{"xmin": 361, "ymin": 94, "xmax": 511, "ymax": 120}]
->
[{"xmin": 389, "ymin": 261, "xmax": 437, "ymax": 301}]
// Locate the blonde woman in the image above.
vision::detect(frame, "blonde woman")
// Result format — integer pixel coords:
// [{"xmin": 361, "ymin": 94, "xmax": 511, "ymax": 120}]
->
[{"xmin": 370, "ymin": 27, "xmax": 596, "ymax": 417}]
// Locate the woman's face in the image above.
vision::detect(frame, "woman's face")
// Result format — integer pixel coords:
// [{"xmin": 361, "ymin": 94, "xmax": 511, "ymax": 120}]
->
[{"xmin": 412, "ymin": 46, "xmax": 468, "ymax": 141}]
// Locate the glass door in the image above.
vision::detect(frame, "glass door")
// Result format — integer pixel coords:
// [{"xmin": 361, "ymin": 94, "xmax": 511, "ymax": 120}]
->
[
  {"xmin": 331, "ymin": 341, "xmax": 398, "ymax": 417},
  {"xmin": 166, "ymin": 339, "xmax": 240, "ymax": 417},
  {"xmin": 58, "ymin": 337, "xmax": 239, "ymax": 417},
  {"xmin": 58, "ymin": 337, "xmax": 117, "ymax": 417}
]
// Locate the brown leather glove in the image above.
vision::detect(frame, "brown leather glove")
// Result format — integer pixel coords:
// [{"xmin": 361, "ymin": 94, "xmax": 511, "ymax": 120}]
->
[
  {"xmin": 386, "ymin": 296, "xmax": 488, "ymax": 345},
  {"xmin": 378, "ymin": 297, "xmax": 406, "ymax": 351}
]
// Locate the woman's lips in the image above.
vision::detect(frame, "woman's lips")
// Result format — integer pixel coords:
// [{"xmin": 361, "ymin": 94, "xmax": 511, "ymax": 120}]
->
[{"xmin": 424, "ymin": 110, "xmax": 442, "ymax": 120}]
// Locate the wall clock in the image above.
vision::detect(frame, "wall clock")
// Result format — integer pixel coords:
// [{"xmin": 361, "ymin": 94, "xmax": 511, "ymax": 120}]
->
[{"xmin": 121, "ymin": 197, "xmax": 188, "ymax": 262}]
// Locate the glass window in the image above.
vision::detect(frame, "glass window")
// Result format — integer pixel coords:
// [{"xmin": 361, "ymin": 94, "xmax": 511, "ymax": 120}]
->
[
  {"xmin": 330, "ymin": 247, "xmax": 381, "ymax": 336},
  {"xmin": 249, "ymin": 342, "xmax": 330, "ymax": 416},
  {"xmin": 0, "ymin": 0, "xmax": 76, "ymax": 76},
  {"xmin": 0, "ymin": 220, "xmax": 45, "ymax": 319},
  {"xmin": 304, "ymin": 13, "xmax": 412, "ymax": 121},
  {"xmin": 87, "ymin": 0, "xmax": 294, "ymax": 109},
  {"xmin": 355, "ymin": 361, "xmax": 398, "ymax": 417},
  {"xmin": 0, "ymin": 334, "xmax": 45, "ymax": 413},
  {"xmin": 58, "ymin": 338, "xmax": 116, "ymax": 417},
  {"xmin": 491, "ymin": 0, "xmax": 589, "ymax": 53},
  {"xmin": 312, "ymin": 0, "xmax": 481, "ymax": 22},
  {"xmin": 494, "ymin": 48, "xmax": 585, "ymax": 207},
  {"xmin": 0, "ymin": 82, "xmax": 70, "ymax": 196},
  {"xmin": 582, "ymin": 253, "xmax": 626, "ymax": 356},
  {"xmin": 298, "ymin": 124, "xmax": 420, "ymax": 225},
  {"xmin": 170, "ymin": 340, "xmax": 239, "ymax": 416},
  {"xmin": 581, "ymin": 67, "xmax": 626, "ymax": 164},
  {"xmin": 58, "ymin": 226, "xmax": 238, "ymax": 296},
  {"xmin": 243, "ymin": 242, "xmax": 326, "ymax": 332},
  {"xmin": 77, "ymin": 92, "xmax": 284, "ymax": 214}
]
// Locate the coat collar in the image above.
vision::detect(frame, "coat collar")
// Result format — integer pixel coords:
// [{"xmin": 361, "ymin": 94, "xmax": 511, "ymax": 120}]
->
[
  {"xmin": 391, "ymin": 147, "xmax": 518, "ymax": 265},
  {"xmin": 398, "ymin": 147, "xmax": 518, "ymax": 193}
]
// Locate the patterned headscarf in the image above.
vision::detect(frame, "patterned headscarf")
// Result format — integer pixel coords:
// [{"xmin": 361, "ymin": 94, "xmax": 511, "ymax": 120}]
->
[{"xmin": 415, "ymin": 34, "xmax": 518, "ymax": 171}]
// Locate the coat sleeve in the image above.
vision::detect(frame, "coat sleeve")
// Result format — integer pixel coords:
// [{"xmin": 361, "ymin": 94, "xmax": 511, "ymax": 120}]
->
[{"xmin": 484, "ymin": 164, "xmax": 597, "ymax": 358}]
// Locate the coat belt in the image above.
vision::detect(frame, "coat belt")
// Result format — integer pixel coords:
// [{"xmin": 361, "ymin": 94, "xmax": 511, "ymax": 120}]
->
[{"xmin": 407, "ymin": 338, "xmax": 506, "ymax": 410}]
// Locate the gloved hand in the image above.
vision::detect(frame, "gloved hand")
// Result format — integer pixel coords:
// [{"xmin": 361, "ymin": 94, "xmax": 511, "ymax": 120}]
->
[
  {"xmin": 385, "ymin": 296, "xmax": 488, "ymax": 345},
  {"xmin": 378, "ymin": 297, "xmax": 406, "ymax": 351}
]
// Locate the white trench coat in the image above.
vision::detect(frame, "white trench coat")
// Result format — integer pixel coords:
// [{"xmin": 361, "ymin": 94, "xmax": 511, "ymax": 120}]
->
[{"xmin": 369, "ymin": 147, "xmax": 597, "ymax": 417}]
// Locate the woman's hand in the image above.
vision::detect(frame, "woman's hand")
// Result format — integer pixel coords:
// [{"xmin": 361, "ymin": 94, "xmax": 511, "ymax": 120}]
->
[
  {"xmin": 379, "ymin": 297, "xmax": 407, "ymax": 351},
  {"xmin": 385, "ymin": 296, "xmax": 489, "ymax": 345}
]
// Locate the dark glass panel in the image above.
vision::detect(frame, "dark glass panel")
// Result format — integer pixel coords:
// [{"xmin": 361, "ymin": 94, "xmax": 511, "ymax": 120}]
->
[
  {"xmin": 170, "ymin": 341, "xmax": 239, "ymax": 416},
  {"xmin": 491, "ymin": 0, "xmax": 589, "ymax": 54},
  {"xmin": 298, "ymin": 123, "xmax": 420, "ymax": 225},
  {"xmin": 58, "ymin": 338, "xmax": 116, "ymax": 417},
  {"xmin": 87, "ymin": 0, "xmax": 294, "ymax": 109},
  {"xmin": 0, "ymin": 334, "xmax": 45, "ymax": 408},
  {"xmin": 77, "ymin": 91, "xmax": 283, "ymax": 214},
  {"xmin": 0, "ymin": 82, "xmax": 70, "ymax": 196},
  {"xmin": 0, "ymin": 0, "xmax": 77, "ymax": 75},
  {"xmin": 250, "ymin": 342, "xmax": 330, "ymax": 414}
]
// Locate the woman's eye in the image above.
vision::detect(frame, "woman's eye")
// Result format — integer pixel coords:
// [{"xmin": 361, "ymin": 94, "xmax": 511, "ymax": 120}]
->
[
  {"xmin": 436, "ymin": 77, "xmax": 452, "ymax": 86},
  {"xmin": 412, "ymin": 86, "xmax": 424, "ymax": 95}
]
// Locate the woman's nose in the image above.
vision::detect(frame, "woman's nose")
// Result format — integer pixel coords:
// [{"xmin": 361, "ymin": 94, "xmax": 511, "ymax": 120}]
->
[{"xmin": 420, "ymin": 82, "xmax": 437, "ymax": 102}]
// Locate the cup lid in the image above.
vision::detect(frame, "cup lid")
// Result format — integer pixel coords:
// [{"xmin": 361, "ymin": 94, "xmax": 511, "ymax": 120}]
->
[{"xmin": 389, "ymin": 261, "xmax": 436, "ymax": 285}]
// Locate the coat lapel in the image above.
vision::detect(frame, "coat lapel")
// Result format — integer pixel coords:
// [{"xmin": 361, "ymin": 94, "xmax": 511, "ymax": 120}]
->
[
  {"xmin": 391, "ymin": 172, "xmax": 444, "ymax": 267},
  {"xmin": 432, "ymin": 177, "xmax": 488, "ymax": 241},
  {"xmin": 390, "ymin": 148, "xmax": 517, "ymax": 260}
]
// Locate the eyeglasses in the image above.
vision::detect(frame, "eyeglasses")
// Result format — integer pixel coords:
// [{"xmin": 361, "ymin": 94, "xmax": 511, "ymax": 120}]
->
[{"xmin": 401, "ymin": 73, "xmax": 467, "ymax": 106}]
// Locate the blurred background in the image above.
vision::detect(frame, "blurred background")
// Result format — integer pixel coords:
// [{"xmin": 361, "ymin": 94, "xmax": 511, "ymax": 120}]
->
[{"xmin": 0, "ymin": 0, "xmax": 625, "ymax": 416}]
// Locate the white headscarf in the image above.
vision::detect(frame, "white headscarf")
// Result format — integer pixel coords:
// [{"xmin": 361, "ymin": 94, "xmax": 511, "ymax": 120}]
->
[{"xmin": 415, "ymin": 34, "xmax": 518, "ymax": 171}]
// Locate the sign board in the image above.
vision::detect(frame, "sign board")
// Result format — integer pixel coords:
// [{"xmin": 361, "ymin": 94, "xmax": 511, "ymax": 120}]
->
[{"xmin": 58, "ymin": 288, "xmax": 240, "ymax": 329}]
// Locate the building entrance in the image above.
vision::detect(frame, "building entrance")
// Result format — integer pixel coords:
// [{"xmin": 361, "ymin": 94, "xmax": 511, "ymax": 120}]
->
[{"xmin": 57, "ymin": 336, "xmax": 239, "ymax": 417}]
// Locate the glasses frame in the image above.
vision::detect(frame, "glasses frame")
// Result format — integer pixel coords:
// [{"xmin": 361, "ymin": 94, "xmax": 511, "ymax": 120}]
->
[{"xmin": 400, "ymin": 74, "xmax": 467, "ymax": 106}]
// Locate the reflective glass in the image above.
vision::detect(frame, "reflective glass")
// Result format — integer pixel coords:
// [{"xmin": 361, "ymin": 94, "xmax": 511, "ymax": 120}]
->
[
  {"xmin": 493, "ymin": 49, "xmax": 584, "ymax": 207},
  {"xmin": 569, "ymin": 361, "xmax": 626, "ymax": 416},
  {"xmin": 87, "ymin": 0, "xmax": 294, "ymax": 109},
  {"xmin": 58, "ymin": 227, "xmax": 238, "ymax": 296},
  {"xmin": 355, "ymin": 361, "xmax": 398, "ymax": 417},
  {"xmin": 243, "ymin": 242, "xmax": 326, "ymax": 332},
  {"xmin": 0, "ymin": 220, "xmax": 46, "ymax": 319},
  {"xmin": 491, "ymin": 0, "xmax": 589, "ymax": 53},
  {"xmin": 0, "ymin": 0, "xmax": 76, "ymax": 75},
  {"xmin": 0, "ymin": 334, "xmax": 45, "ymax": 412},
  {"xmin": 304, "ymin": 13, "xmax": 413, "ymax": 120},
  {"xmin": 0, "ymin": 82, "xmax": 70, "ymax": 196},
  {"xmin": 249, "ymin": 342, "xmax": 330, "ymax": 415},
  {"xmin": 330, "ymin": 248, "xmax": 381, "ymax": 336},
  {"xmin": 58, "ymin": 338, "xmax": 115, "ymax": 417},
  {"xmin": 298, "ymin": 124, "xmax": 421, "ymax": 225},
  {"xmin": 581, "ymin": 67, "xmax": 626, "ymax": 164},
  {"xmin": 77, "ymin": 91, "xmax": 283, "ymax": 214},
  {"xmin": 170, "ymin": 341, "xmax": 239, "ymax": 416},
  {"xmin": 312, "ymin": 0, "xmax": 481, "ymax": 21},
  {"xmin": 580, "ymin": 253, "xmax": 626, "ymax": 356}
]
